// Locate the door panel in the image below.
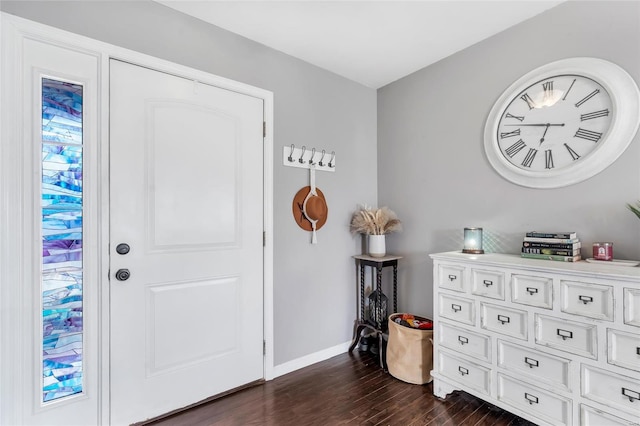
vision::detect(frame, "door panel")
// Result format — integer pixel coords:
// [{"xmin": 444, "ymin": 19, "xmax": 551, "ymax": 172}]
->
[
  {"xmin": 109, "ymin": 59, "xmax": 264, "ymax": 425},
  {"xmin": 148, "ymin": 101, "xmax": 240, "ymax": 249},
  {"xmin": 146, "ymin": 277, "xmax": 240, "ymax": 374}
]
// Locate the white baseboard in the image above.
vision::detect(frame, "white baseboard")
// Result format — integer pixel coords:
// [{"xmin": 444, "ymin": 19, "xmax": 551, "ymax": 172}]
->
[{"xmin": 270, "ymin": 340, "xmax": 352, "ymax": 379}]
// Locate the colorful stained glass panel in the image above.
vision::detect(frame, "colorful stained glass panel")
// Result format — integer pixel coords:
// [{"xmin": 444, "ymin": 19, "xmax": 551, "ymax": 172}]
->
[{"xmin": 41, "ymin": 78, "xmax": 84, "ymax": 402}]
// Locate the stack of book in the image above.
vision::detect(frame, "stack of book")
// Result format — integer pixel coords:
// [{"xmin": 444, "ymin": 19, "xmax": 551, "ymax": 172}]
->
[{"xmin": 521, "ymin": 231, "xmax": 581, "ymax": 262}]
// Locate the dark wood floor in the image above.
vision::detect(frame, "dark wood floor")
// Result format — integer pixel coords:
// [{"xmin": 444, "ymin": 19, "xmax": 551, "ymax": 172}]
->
[{"xmin": 145, "ymin": 350, "xmax": 536, "ymax": 426}]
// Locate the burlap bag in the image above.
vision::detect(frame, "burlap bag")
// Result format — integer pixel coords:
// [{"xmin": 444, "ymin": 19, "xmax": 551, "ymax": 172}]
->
[{"xmin": 386, "ymin": 313, "xmax": 433, "ymax": 385}]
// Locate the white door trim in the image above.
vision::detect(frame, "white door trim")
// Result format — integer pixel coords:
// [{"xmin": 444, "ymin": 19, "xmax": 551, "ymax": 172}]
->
[{"xmin": 0, "ymin": 12, "xmax": 274, "ymax": 425}]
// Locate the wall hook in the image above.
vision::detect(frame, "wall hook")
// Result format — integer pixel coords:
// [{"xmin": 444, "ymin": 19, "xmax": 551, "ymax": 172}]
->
[
  {"xmin": 309, "ymin": 147, "xmax": 316, "ymax": 165},
  {"xmin": 288, "ymin": 144, "xmax": 295, "ymax": 162},
  {"xmin": 318, "ymin": 149, "xmax": 326, "ymax": 167},
  {"xmin": 282, "ymin": 145, "xmax": 335, "ymax": 172}
]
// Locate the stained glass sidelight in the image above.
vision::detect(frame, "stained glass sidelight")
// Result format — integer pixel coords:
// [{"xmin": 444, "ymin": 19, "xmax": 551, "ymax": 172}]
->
[{"xmin": 41, "ymin": 78, "xmax": 84, "ymax": 402}]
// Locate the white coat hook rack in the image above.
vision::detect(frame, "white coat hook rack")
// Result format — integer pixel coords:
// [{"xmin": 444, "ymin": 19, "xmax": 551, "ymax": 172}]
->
[{"xmin": 283, "ymin": 144, "xmax": 336, "ymax": 172}]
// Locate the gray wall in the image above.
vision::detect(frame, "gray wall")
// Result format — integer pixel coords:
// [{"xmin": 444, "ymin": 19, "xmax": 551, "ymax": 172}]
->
[
  {"xmin": 7, "ymin": 0, "xmax": 639, "ymax": 367},
  {"xmin": 1, "ymin": 1, "xmax": 377, "ymax": 365},
  {"xmin": 378, "ymin": 0, "xmax": 640, "ymax": 318}
]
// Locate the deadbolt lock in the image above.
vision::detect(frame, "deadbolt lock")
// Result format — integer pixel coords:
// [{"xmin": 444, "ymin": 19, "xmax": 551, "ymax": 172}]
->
[
  {"xmin": 115, "ymin": 269, "xmax": 130, "ymax": 281},
  {"xmin": 116, "ymin": 243, "xmax": 130, "ymax": 255}
]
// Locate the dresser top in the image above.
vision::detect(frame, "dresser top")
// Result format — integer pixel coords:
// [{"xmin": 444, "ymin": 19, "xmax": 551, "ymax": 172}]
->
[{"xmin": 430, "ymin": 251, "xmax": 640, "ymax": 281}]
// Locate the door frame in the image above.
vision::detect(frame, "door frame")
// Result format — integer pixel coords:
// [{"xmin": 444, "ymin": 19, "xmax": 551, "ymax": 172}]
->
[{"xmin": 0, "ymin": 12, "xmax": 274, "ymax": 425}]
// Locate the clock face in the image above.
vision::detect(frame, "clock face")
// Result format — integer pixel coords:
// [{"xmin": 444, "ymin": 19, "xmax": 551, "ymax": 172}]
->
[
  {"xmin": 483, "ymin": 58, "xmax": 640, "ymax": 189},
  {"xmin": 496, "ymin": 75, "xmax": 613, "ymax": 172}
]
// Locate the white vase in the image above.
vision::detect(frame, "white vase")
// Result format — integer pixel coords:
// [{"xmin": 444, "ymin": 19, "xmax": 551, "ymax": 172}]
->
[{"xmin": 368, "ymin": 234, "xmax": 386, "ymax": 258}]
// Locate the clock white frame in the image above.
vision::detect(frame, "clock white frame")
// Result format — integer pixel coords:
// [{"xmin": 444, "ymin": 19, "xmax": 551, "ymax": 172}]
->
[{"xmin": 484, "ymin": 57, "xmax": 640, "ymax": 189}]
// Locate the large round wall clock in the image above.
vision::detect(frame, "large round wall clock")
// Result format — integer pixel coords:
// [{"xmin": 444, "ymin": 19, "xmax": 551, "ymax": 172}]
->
[{"xmin": 484, "ymin": 57, "xmax": 640, "ymax": 188}]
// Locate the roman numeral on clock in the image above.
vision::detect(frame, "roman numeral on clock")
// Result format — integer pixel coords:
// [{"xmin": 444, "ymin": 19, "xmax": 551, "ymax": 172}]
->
[
  {"xmin": 575, "ymin": 89, "xmax": 600, "ymax": 107},
  {"xmin": 505, "ymin": 112, "xmax": 524, "ymax": 121},
  {"xmin": 564, "ymin": 143, "xmax": 581, "ymax": 161},
  {"xmin": 521, "ymin": 93, "xmax": 537, "ymax": 110},
  {"xmin": 504, "ymin": 139, "xmax": 526, "ymax": 157},
  {"xmin": 500, "ymin": 128, "xmax": 521, "ymax": 139},
  {"xmin": 543, "ymin": 81, "xmax": 553, "ymax": 100},
  {"xmin": 545, "ymin": 149, "xmax": 554, "ymax": 169},
  {"xmin": 580, "ymin": 109, "xmax": 609, "ymax": 121},
  {"xmin": 574, "ymin": 128, "xmax": 602, "ymax": 142},
  {"xmin": 521, "ymin": 148, "xmax": 538, "ymax": 168}
]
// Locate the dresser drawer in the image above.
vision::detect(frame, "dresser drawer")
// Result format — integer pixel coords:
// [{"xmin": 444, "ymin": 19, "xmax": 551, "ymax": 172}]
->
[
  {"xmin": 439, "ymin": 322, "xmax": 490, "ymax": 362},
  {"xmin": 580, "ymin": 404, "xmax": 639, "ymax": 426},
  {"xmin": 497, "ymin": 373, "xmax": 571, "ymax": 426},
  {"xmin": 481, "ymin": 303, "xmax": 527, "ymax": 340},
  {"xmin": 607, "ymin": 328, "xmax": 640, "ymax": 372},
  {"xmin": 438, "ymin": 264, "xmax": 465, "ymax": 292},
  {"xmin": 535, "ymin": 314, "xmax": 597, "ymax": 358},
  {"xmin": 471, "ymin": 268, "xmax": 505, "ymax": 300},
  {"xmin": 581, "ymin": 365, "xmax": 640, "ymax": 417},
  {"xmin": 624, "ymin": 288, "xmax": 640, "ymax": 327},
  {"xmin": 438, "ymin": 350, "xmax": 490, "ymax": 395},
  {"xmin": 439, "ymin": 293, "xmax": 475, "ymax": 326},
  {"xmin": 497, "ymin": 340, "xmax": 570, "ymax": 390},
  {"xmin": 512, "ymin": 274, "xmax": 553, "ymax": 309},
  {"xmin": 561, "ymin": 280, "xmax": 614, "ymax": 321},
  {"xmin": 431, "ymin": 251, "xmax": 640, "ymax": 426}
]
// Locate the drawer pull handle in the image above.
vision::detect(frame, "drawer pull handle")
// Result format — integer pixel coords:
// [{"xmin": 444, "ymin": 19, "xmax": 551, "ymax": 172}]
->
[
  {"xmin": 579, "ymin": 295, "xmax": 593, "ymax": 304},
  {"xmin": 497, "ymin": 314, "xmax": 510, "ymax": 324},
  {"xmin": 448, "ymin": 274, "xmax": 457, "ymax": 281},
  {"xmin": 557, "ymin": 328, "xmax": 573, "ymax": 340},
  {"xmin": 458, "ymin": 366, "xmax": 469, "ymax": 376},
  {"xmin": 524, "ymin": 357, "xmax": 539, "ymax": 368},
  {"xmin": 458, "ymin": 335, "xmax": 469, "ymax": 345},
  {"xmin": 621, "ymin": 387, "xmax": 640, "ymax": 402},
  {"xmin": 526, "ymin": 287, "xmax": 538, "ymax": 295},
  {"xmin": 451, "ymin": 304, "xmax": 462, "ymax": 312},
  {"xmin": 636, "ymin": 347, "xmax": 640, "ymax": 356},
  {"xmin": 483, "ymin": 280, "xmax": 493, "ymax": 287},
  {"xmin": 524, "ymin": 392, "xmax": 539, "ymax": 405}
]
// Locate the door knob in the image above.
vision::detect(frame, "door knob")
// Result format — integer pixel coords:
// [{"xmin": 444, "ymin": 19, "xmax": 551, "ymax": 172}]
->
[
  {"xmin": 115, "ymin": 269, "xmax": 130, "ymax": 281},
  {"xmin": 116, "ymin": 243, "xmax": 130, "ymax": 255}
]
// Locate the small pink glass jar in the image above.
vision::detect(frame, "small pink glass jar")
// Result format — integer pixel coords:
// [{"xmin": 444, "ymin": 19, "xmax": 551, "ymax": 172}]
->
[{"xmin": 592, "ymin": 242, "xmax": 613, "ymax": 261}]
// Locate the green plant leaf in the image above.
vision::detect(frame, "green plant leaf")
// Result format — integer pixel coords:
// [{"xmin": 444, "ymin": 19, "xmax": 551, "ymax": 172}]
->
[{"xmin": 627, "ymin": 200, "xmax": 640, "ymax": 220}]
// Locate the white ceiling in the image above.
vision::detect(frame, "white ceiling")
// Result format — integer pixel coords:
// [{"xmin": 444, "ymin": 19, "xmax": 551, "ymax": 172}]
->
[{"xmin": 156, "ymin": 0, "xmax": 564, "ymax": 88}]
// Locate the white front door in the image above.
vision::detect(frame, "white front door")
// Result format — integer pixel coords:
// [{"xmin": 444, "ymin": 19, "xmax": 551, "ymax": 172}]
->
[{"xmin": 109, "ymin": 59, "xmax": 265, "ymax": 425}]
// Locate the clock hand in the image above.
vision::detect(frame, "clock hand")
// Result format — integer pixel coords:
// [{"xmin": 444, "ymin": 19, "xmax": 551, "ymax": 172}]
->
[
  {"xmin": 504, "ymin": 123, "xmax": 565, "ymax": 127},
  {"xmin": 540, "ymin": 123, "xmax": 550, "ymax": 145}
]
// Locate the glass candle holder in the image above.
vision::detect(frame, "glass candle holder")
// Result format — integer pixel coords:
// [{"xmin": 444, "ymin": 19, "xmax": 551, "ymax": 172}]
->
[
  {"xmin": 463, "ymin": 227, "xmax": 484, "ymax": 254},
  {"xmin": 592, "ymin": 242, "xmax": 613, "ymax": 261}
]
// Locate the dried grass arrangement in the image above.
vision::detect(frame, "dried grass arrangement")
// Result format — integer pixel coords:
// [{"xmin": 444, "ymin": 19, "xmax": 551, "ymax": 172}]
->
[{"xmin": 350, "ymin": 205, "xmax": 402, "ymax": 235}]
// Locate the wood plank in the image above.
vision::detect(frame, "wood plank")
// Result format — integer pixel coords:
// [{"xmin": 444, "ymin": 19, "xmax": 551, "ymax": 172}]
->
[{"xmin": 144, "ymin": 351, "xmax": 531, "ymax": 426}]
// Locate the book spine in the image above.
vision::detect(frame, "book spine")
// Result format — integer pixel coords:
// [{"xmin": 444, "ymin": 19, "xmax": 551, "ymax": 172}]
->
[
  {"xmin": 522, "ymin": 248, "xmax": 581, "ymax": 256},
  {"xmin": 525, "ymin": 231, "xmax": 577, "ymax": 239},
  {"xmin": 522, "ymin": 241, "xmax": 581, "ymax": 250},
  {"xmin": 523, "ymin": 237, "xmax": 580, "ymax": 244},
  {"xmin": 521, "ymin": 253, "xmax": 581, "ymax": 262}
]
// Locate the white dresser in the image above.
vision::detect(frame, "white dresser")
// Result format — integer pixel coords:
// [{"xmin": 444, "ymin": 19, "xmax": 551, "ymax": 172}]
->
[{"xmin": 430, "ymin": 251, "xmax": 640, "ymax": 426}]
